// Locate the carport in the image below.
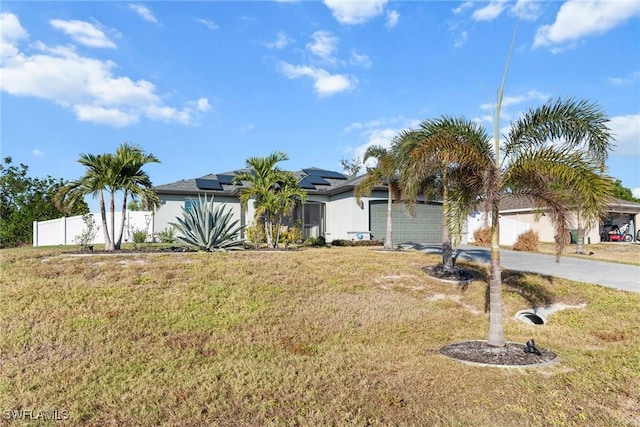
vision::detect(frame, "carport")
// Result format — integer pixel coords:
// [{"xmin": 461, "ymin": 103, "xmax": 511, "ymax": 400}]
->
[{"xmin": 600, "ymin": 197, "xmax": 640, "ymax": 242}]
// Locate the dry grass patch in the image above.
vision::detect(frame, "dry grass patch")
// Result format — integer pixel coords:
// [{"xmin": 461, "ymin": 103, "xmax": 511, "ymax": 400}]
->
[{"xmin": 1, "ymin": 246, "xmax": 638, "ymax": 426}]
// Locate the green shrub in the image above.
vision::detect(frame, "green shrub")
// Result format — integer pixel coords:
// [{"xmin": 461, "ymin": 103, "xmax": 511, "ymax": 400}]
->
[
  {"xmin": 170, "ymin": 195, "xmax": 245, "ymax": 251},
  {"xmin": 473, "ymin": 227, "xmax": 491, "ymax": 247},
  {"xmin": 156, "ymin": 227, "xmax": 176, "ymax": 243},
  {"xmin": 513, "ymin": 230, "xmax": 539, "ymax": 252},
  {"xmin": 245, "ymin": 223, "xmax": 265, "ymax": 249},
  {"xmin": 131, "ymin": 228, "xmax": 148, "ymax": 244},
  {"xmin": 304, "ymin": 236, "xmax": 326, "ymax": 247},
  {"xmin": 73, "ymin": 214, "xmax": 98, "ymax": 252},
  {"xmin": 281, "ymin": 226, "xmax": 302, "ymax": 245}
]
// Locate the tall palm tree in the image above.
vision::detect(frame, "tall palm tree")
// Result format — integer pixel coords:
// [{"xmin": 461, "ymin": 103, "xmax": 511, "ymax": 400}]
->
[
  {"xmin": 271, "ymin": 174, "xmax": 307, "ymax": 247},
  {"xmin": 56, "ymin": 153, "xmax": 115, "ymax": 250},
  {"xmin": 112, "ymin": 143, "xmax": 160, "ymax": 249},
  {"xmin": 56, "ymin": 143, "xmax": 160, "ymax": 251},
  {"xmin": 234, "ymin": 151, "xmax": 305, "ymax": 248},
  {"xmin": 354, "ymin": 145, "xmax": 402, "ymax": 251},
  {"xmin": 420, "ymin": 98, "xmax": 613, "ymax": 347},
  {"xmin": 399, "ymin": 120, "xmax": 491, "ymax": 272}
]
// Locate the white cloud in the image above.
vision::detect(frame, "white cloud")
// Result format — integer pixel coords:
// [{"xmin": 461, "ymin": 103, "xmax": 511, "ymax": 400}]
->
[
  {"xmin": 480, "ymin": 90, "xmax": 550, "ymax": 111},
  {"xmin": 609, "ymin": 114, "xmax": 640, "ymax": 156},
  {"xmin": 454, "ymin": 31, "xmax": 468, "ymax": 48},
  {"xmin": 385, "ymin": 10, "xmax": 399, "ymax": 28},
  {"xmin": 511, "ymin": 0, "xmax": 543, "ymax": 21},
  {"xmin": 344, "ymin": 116, "xmax": 419, "ymax": 164},
  {"xmin": 128, "ymin": 4, "xmax": 159, "ymax": 23},
  {"xmin": 606, "ymin": 71, "xmax": 640, "ymax": 85},
  {"xmin": 452, "ymin": 2, "xmax": 474, "ymax": 14},
  {"xmin": 350, "ymin": 50, "xmax": 372, "ymax": 68},
  {"xmin": 323, "ymin": 0, "xmax": 388, "ymax": 25},
  {"xmin": 0, "ymin": 13, "xmax": 209, "ymax": 127},
  {"xmin": 534, "ymin": 0, "xmax": 640, "ymax": 50},
  {"xmin": 32, "ymin": 149, "xmax": 44, "ymax": 156},
  {"xmin": 265, "ymin": 31, "xmax": 293, "ymax": 49},
  {"xmin": 50, "ymin": 19, "xmax": 116, "ymax": 49},
  {"xmin": 307, "ymin": 30, "xmax": 339, "ymax": 63},
  {"xmin": 0, "ymin": 12, "xmax": 28, "ymax": 57},
  {"xmin": 472, "ymin": 1, "xmax": 507, "ymax": 21},
  {"xmin": 633, "ymin": 187, "xmax": 640, "ymax": 198},
  {"xmin": 194, "ymin": 98, "xmax": 211, "ymax": 112},
  {"xmin": 196, "ymin": 18, "xmax": 218, "ymax": 30},
  {"xmin": 74, "ymin": 105, "xmax": 138, "ymax": 127},
  {"xmin": 279, "ymin": 62, "xmax": 355, "ymax": 97}
]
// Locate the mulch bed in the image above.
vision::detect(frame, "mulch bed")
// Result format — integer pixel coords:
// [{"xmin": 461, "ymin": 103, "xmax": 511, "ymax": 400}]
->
[
  {"xmin": 440, "ymin": 340, "xmax": 557, "ymax": 367},
  {"xmin": 422, "ymin": 265, "xmax": 474, "ymax": 282}
]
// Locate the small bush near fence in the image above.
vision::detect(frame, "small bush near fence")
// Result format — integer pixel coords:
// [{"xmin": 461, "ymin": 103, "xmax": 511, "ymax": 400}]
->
[
  {"xmin": 331, "ymin": 239, "xmax": 383, "ymax": 247},
  {"xmin": 513, "ymin": 230, "xmax": 540, "ymax": 252},
  {"xmin": 156, "ymin": 227, "xmax": 176, "ymax": 243},
  {"xmin": 73, "ymin": 214, "xmax": 99, "ymax": 252},
  {"xmin": 473, "ymin": 227, "xmax": 491, "ymax": 247}
]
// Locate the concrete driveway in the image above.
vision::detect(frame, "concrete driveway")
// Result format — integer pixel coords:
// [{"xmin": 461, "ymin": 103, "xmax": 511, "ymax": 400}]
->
[{"xmin": 411, "ymin": 244, "xmax": 640, "ymax": 293}]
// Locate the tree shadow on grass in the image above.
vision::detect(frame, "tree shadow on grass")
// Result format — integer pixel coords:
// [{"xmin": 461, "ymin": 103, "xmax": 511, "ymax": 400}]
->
[{"xmin": 482, "ymin": 270, "xmax": 557, "ymax": 312}]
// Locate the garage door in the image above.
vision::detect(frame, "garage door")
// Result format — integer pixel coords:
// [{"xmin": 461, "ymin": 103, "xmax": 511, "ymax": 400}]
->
[{"xmin": 370, "ymin": 201, "xmax": 442, "ymax": 244}]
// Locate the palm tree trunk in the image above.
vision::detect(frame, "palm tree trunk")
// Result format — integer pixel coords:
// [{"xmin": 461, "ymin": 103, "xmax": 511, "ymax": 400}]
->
[
  {"xmin": 274, "ymin": 214, "xmax": 282, "ymax": 249},
  {"xmin": 385, "ymin": 187, "xmax": 393, "ymax": 250},
  {"xmin": 264, "ymin": 214, "xmax": 274, "ymax": 248},
  {"xmin": 107, "ymin": 190, "xmax": 116, "ymax": 251},
  {"xmin": 115, "ymin": 193, "xmax": 128, "ymax": 250},
  {"xmin": 488, "ymin": 203, "xmax": 506, "ymax": 347},
  {"xmin": 441, "ymin": 172, "xmax": 454, "ymax": 271},
  {"xmin": 576, "ymin": 211, "xmax": 585, "ymax": 254},
  {"xmin": 99, "ymin": 190, "xmax": 112, "ymax": 250}
]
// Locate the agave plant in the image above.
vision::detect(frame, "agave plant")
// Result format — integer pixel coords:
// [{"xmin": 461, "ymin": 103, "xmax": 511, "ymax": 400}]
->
[{"xmin": 170, "ymin": 195, "xmax": 245, "ymax": 251}]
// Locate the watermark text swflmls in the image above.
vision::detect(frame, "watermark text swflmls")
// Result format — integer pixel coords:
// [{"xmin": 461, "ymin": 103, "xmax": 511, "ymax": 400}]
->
[{"xmin": 2, "ymin": 409, "xmax": 70, "ymax": 421}]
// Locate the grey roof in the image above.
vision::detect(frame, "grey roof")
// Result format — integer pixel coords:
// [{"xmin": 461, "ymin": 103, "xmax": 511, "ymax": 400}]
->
[{"xmin": 154, "ymin": 167, "xmax": 382, "ymax": 197}]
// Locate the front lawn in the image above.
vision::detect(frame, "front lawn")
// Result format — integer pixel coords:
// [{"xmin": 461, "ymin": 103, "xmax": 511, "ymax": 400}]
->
[{"xmin": 1, "ymin": 247, "xmax": 638, "ymax": 425}]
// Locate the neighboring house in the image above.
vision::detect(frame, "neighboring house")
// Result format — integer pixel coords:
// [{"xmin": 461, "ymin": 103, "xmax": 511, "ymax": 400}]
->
[
  {"xmin": 470, "ymin": 196, "xmax": 640, "ymax": 244},
  {"xmin": 153, "ymin": 167, "xmax": 444, "ymax": 244}
]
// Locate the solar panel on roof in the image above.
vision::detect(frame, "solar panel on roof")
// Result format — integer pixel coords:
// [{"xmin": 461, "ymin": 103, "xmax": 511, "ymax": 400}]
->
[
  {"xmin": 216, "ymin": 174, "xmax": 235, "ymax": 185},
  {"xmin": 298, "ymin": 176, "xmax": 317, "ymax": 190},
  {"xmin": 302, "ymin": 169, "xmax": 347, "ymax": 180},
  {"xmin": 195, "ymin": 178, "xmax": 223, "ymax": 190},
  {"xmin": 305, "ymin": 175, "xmax": 331, "ymax": 186}
]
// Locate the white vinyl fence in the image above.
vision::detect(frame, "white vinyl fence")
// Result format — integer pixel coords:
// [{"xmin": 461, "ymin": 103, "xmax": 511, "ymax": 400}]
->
[
  {"xmin": 33, "ymin": 211, "xmax": 154, "ymax": 247},
  {"xmin": 467, "ymin": 211, "xmax": 530, "ymax": 246}
]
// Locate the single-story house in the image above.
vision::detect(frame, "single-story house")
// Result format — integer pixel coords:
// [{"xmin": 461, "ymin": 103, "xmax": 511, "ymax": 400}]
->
[
  {"xmin": 469, "ymin": 196, "xmax": 640, "ymax": 244},
  {"xmin": 153, "ymin": 167, "xmax": 445, "ymax": 244}
]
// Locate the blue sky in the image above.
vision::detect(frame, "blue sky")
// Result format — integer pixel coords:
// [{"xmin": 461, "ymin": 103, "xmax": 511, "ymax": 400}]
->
[{"xmin": 2, "ymin": 0, "xmax": 639, "ymax": 212}]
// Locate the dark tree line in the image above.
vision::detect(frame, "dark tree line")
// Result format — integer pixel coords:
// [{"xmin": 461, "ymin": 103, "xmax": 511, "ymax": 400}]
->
[{"xmin": 0, "ymin": 157, "xmax": 88, "ymax": 248}]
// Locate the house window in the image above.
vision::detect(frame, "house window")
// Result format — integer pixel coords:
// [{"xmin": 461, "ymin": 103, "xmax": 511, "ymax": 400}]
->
[{"xmin": 185, "ymin": 199, "xmax": 202, "ymax": 212}]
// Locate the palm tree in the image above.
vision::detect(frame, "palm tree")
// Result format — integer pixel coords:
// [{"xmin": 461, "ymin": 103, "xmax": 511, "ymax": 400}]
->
[
  {"xmin": 56, "ymin": 153, "xmax": 115, "ymax": 250},
  {"xmin": 398, "ymin": 120, "xmax": 491, "ymax": 272},
  {"xmin": 56, "ymin": 143, "xmax": 160, "ymax": 251},
  {"xmin": 354, "ymin": 145, "xmax": 402, "ymax": 251},
  {"xmin": 112, "ymin": 143, "xmax": 160, "ymax": 249},
  {"xmin": 419, "ymin": 98, "xmax": 613, "ymax": 347},
  {"xmin": 271, "ymin": 174, "xmax": 307, "ymax": 247},
  {"xmin": 234, "ymin": 151, "xmax": 306, "ymax": 248}
]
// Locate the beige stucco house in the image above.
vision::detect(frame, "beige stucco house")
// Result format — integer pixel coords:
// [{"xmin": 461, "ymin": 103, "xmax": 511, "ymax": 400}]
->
[{"xmin": 488, "ymin": 196, "xmax": 640, "ymax": 244}]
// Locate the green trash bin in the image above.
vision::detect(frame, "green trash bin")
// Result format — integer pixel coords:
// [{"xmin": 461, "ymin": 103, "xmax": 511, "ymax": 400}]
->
[{"xmin": 570, "ymin": 229, "xmax": 578, "ymax": 244}]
